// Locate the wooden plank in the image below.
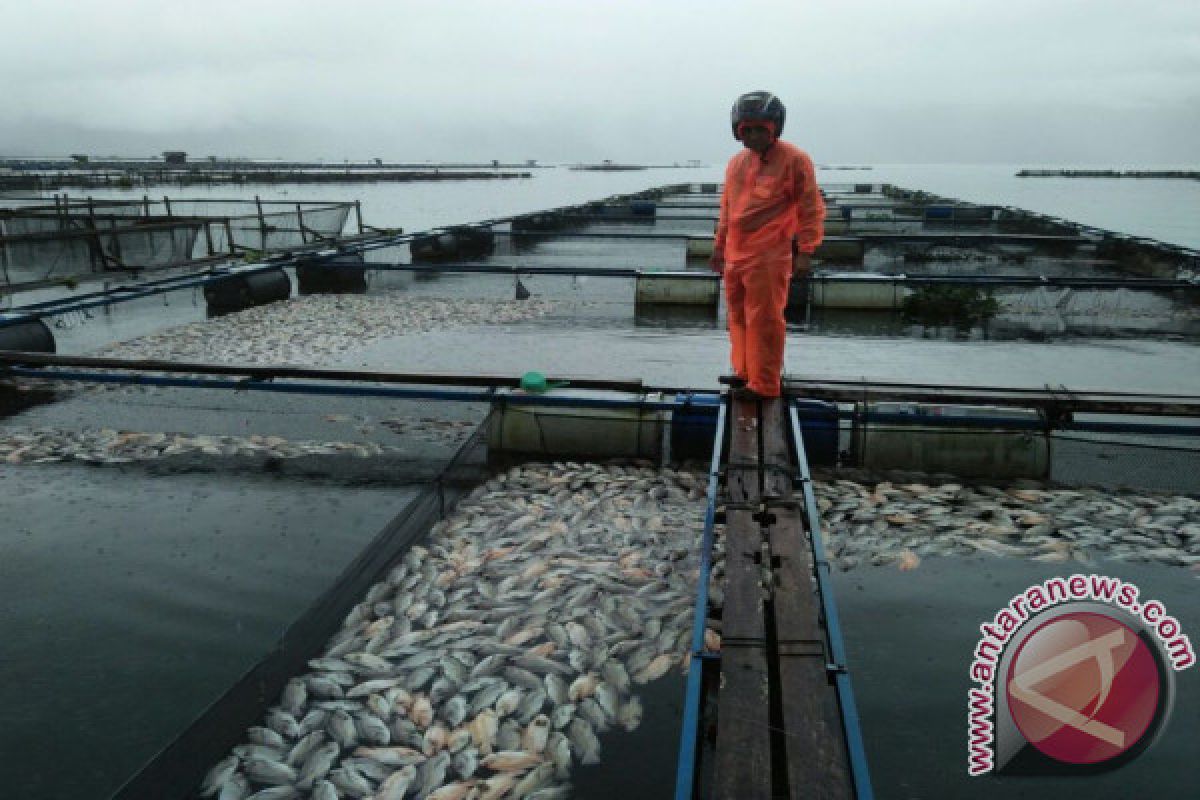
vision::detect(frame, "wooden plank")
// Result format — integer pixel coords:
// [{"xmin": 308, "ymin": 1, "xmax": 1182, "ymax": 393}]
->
[
  {"xmin": 760, "ymin": 398, "xmax": 792, "ymax": 501},
  {"xmin": 727, "ymin": 395, "xmax": 760, "ymax": 505},
  {"xmin": 768, "ymin": 510, "xmax": 853, "ymax": 799},
  {"xmin": 712, "ymin": 508, "xmax": 771, "ymax": 800},
  {"xmin": 763, "ymin": 398, "xmax": 853, "ymax": 798}
]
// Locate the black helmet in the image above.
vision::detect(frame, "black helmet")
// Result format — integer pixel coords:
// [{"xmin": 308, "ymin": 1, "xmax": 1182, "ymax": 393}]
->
[{"xmin": 730, "ymin": 91, "xmax": 785, "ymax": 140}]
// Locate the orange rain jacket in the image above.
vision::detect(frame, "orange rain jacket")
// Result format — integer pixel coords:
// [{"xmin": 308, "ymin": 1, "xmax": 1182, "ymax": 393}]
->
[
  {"xmin": 714, "ymin": 140, "xmax": 825, "ymax": 261},
  {"xmin": 714, "ymin": 140, "xmax": 824, "ymax": 397}
]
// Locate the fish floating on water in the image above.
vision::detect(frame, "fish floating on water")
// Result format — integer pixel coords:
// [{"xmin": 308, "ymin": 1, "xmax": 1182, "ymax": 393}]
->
[
  {"xmin": 815, "ymin": 474, "xmax": 1200, "ymax": 571},
  {"xmin": 202, "ymin": 461, "xmax": 709, "ymax": 799}
]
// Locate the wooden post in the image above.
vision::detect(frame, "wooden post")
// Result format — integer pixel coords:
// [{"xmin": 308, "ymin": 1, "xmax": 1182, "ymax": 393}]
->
[
  {"xmin": 354, "ymin": 200, "xmax": 364, "ymax": 234},
  {"xmin": 108, "ymin": 215, "xmax": 123, "ymax": 266},
  {"xmin": 255, "ymin": 195, "xmax": 268, "ymax": 251},
  {"xmin": 203, "ymin": 221, "xmax": 216, "ymax": 257},
  {"xmin": 143, "ymin": 195, "xmax": 151, "ymax": 218},
  {"xmin": 225, "ymin": 218, "xmax": 237, "ymax": 255},
  {"xmin": 163, "ymin": 196, "xmax": 173, "ymax": 218},
  {"xmin": 296, "ymin": 203, "xmax": 306, "ymax": 244}
]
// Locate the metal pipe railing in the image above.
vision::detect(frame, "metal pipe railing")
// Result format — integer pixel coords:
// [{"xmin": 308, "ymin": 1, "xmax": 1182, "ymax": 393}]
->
[
  {"xmin": 788, "ymin": 401, "xmax": 875, "ymax": 800},
  {"xmin": 673, "ymin": 395, "xmax": 728, "ymax": 800}
]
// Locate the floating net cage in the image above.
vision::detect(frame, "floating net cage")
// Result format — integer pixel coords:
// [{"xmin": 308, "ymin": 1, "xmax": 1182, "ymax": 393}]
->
[{"xmin": 0, "ymin": 196, "xmax": 354, "ymax": 288}]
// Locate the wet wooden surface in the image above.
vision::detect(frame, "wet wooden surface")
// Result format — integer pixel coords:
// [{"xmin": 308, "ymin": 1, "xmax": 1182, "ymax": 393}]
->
[{"xmin": 712, "ymin": 396, "xmax": 771, "ymax": 799}]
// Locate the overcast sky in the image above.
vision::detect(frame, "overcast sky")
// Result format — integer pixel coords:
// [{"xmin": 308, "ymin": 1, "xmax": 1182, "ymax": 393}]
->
[{"xmin": 3, "ymin": 0, "xmax": 1198, "ymax": 164}]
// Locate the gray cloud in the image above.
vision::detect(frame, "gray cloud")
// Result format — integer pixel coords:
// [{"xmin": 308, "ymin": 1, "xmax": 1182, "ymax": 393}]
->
[{"xmin": 3, "ymin": 0, "xmax": 1197, "ymax": 164}]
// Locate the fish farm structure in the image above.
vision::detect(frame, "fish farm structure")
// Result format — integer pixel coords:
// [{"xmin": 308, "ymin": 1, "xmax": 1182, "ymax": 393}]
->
[
  {"xmin": 2, "ymin": 180, "xmax": 1199, "ymax": 799},
  {"xmin": 0, "ymin": 157, "xmax": 536, "ymax": 191}
]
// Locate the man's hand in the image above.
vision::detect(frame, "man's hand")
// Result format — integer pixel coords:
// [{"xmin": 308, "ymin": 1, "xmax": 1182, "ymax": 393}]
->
[
  {"xmin": 792, "ymin": 251, "xmax": 812, "ymax": 279},
  {"xmin": 710, "ymin": 248, "xmax": 725, "ymax": 275}
]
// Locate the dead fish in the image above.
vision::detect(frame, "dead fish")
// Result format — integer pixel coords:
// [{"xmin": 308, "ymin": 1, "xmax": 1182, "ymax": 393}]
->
[
  {"xmin": 374, "ymin": 766, "xmax": 417, "ymax": 800},
  {"xmin": 567, "ymin": 719, "xmax": 602, "ymax": 765},
  {"xmin": 247, "ymin": 726, "xmax": 286, "ymax": 750},
  {"xmin": 200, "ymin": 755, "xmax": 240, "ymax": 797},
  {"xmin": 328, "ymin": 765, "xmax": 373, "ymax": 797},
  {"xmin": 217, "ymin": 774, "xmax": 251, "ymax": 800},
  {"xmin": 617, "ymin": 696, "xmax": 643, "ymax": 732},
  {"xmin": 412, "ymin": 695, "xmax": 435, "ymax": 727},
  {"xmin": 481, "ymin": 750, "xmax": 544, "ymax": 772},
  {"xmin": 327, "ymin": 711, "xmax": 361, "ymax": 750},
  {"xmin": 568, "ymin": 672, "xmax": 599, "ymax": 702},
  {"xmin": 477, "ymin": 773, "xmax": 519, "ymax": 800},
  {"xmin": 285, "ymin": 731, "xmax": 326, "ymax": 767},
  {"xmin": 512, "ymin": 763, "xmax": 556, "ymax": 798},
  {"xmin": 353, "ymin": 746, "xmax": 425, "ymax": 767},
  {"xmin": 416, "ymin": 751, "xmax": 452, "ymax": 799},
  {"xmin": 296, "ymin": 742, "xmax": 340, "ymax": 790},
  {"xmin": 244, "ymin": 758, "xmax": 298, "ymax": 786},
  {"xmin": 427, "ymin": 782, "xmax": 478, "ymax": 800},
  {"xmin": 307, "ymin": 781, "xmax": 338, "ymax": 800},
  {"xmin": 634, "ymin": 654, "xmax": 674, "ymax": 684},
  {"xmin": 521, "ymin": 714, "xmax": 551, "ymax": 753}
]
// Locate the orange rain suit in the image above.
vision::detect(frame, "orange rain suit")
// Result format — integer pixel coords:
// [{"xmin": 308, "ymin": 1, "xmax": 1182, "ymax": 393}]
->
[{"xmin": 715, "ymin": 140, "xmax": 824, "ymax": 397}]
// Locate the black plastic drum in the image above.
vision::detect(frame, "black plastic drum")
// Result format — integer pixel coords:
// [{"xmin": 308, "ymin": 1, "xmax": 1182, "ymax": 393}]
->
[
  {"xmin": 0, "ymin": 318, "xmax": 56, "ymax": 353},
  {"xmin": 203, "ymin": 267, "xmax": 292, "ymax": 316},
  {"xmin": 296, "ymin": 253, "xmax": 367, "ymax": 294}
]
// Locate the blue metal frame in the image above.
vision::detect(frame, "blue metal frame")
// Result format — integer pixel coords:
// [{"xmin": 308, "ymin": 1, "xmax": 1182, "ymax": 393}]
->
[
  {"xmin": 673, "ymin": 396, "xmax": 727, "ymax": 800},
  {"xmin": 789, "ymin": 400, "xmax": 875, "ymax": 800},
  {"xmin": 0, "ymin": 366, "xmax": 690, "ymax": 411}
]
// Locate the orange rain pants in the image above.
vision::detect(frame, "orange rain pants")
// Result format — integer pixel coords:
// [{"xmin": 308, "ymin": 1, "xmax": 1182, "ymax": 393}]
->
[{"xmin": 715, "ymin": 139, "xmax": 825, "ymax": 397}]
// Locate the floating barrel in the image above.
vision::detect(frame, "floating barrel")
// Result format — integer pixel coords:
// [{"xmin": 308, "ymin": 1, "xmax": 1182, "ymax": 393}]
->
[
  {"xmin": 0, "ymin": 317, "xmax": 56, "ymax": 353},
  {"xmin": 668, "ymin": 396, "xmax": 838, "ymax": 464},
  {"xmin": 670, "ymin": 392, "xmax": 722, "ymax": 459},
  {"xmin": 634, "ymin": 272, "xmax": 720, "ymax": 306},
  {"xmin": 793, "ymin": 400, "xmax": 840, "ymax": 465},
  {"xmin": 296, "ymin": 252, "xmax": 367, "ymax": 294},
  {"xmin": 823, "ymin": 218, "xmax": 849, "ymax": 235},
  {"xmin": 952, "ymin": 206, "xmax": 995, "ymax": 223},
  {"xmin": 808, "ymin": 273, "xmax": 910, "ymax": 309},
  {"xmin": 851, "ymin": 402, "xmax": 1049, "ymax": 479},
  {"xmin": 410, "ymin": 226, "xmax": 496, "ymax": 260},
  {"xmin": 454, "ymin": 225, "xmax": 496, "ymax": 256},
  {"xmin": 629, "ymin": 201, "xmax": 656, "ymax": 217},
  {"xmin": 815, "ymin": 236, "xmax": 866, "ymax": 264},
  {"xmin": 854, "ymin": 183, "xmax": 874, "ymax": 193},
  {"xmin": 924, "ymin": 205, "xmax": 994, "ymax": 224},
  {"xmin": 510, "ymin": 213, "xmax": 564, "ymax": 233},
  {"xmin": 203, "ymin": 267, "xmax": 291, "ymax": 316},
  {"xmin": 489, "ymin": 390, "xmax": 669, "ymax": 460},
  {"xmin": 686, "ymin": 236, "xmax": 715, "ymax": 260}
]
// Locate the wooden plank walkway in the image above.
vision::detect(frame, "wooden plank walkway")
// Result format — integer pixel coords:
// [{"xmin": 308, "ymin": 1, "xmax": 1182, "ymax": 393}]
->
[
  {"xmin": 712, "ymin": 396, "xmax": 771, "ymax": 799},
  {"xmin": 762, "ymin": 399, "xmax": 852, "ymax": 799},
  {"xmin": 710, "ymin": 395, "xmax": 853, "ymax": 799}
]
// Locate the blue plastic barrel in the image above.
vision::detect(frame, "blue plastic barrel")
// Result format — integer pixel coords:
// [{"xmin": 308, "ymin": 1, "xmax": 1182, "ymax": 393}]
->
[
  {"xmin": 629, "ymin": 201, "xmax": 657, "ymax": 217},
  {"xmin": 670, "ymin": 392, "xmax": 722, "ymax": 459},
  {"xmin": 794, "ymin": 399, "xmax": 839, "ymax": 465},
  {"xmin": 924, "ymin": 206, "xmax": 953, "ymax": 220}
]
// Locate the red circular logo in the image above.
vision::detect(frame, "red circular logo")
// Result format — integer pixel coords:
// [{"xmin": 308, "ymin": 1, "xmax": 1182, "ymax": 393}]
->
[{"xmin": 1005, "ymin": 611, "xmax": 1161, "ymax": 765}]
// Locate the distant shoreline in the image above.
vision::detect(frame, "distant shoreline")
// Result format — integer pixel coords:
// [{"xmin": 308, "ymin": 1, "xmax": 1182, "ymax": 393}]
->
[
  {"xmin": 0, "ymin": 170, "xmax": 533, "ymax": 191},
  {"xmin": 1017, "ymin": 169, "xmax": 1199, "ymax": 181}
]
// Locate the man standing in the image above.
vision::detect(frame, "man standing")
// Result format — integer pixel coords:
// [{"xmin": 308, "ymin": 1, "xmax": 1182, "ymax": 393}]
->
[{"xmin": 711, "ymin": 91, "xmax": 825, "ymax": 399}]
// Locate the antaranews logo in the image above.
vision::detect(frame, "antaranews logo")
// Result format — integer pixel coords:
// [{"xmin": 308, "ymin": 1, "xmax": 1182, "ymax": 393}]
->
[{"xmin": 967, "ymin": 574, "xmax": 1194, "ymax": 775}]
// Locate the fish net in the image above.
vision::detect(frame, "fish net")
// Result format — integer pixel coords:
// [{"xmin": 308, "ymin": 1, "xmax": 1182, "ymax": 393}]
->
[{"xmin": 0, "ymin": 200, "xmax": 352, "ymax": 288}]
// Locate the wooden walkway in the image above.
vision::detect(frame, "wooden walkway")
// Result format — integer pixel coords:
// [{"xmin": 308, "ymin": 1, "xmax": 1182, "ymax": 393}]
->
[{"xmin": 711, "ymin": 395, "xmax": 853, "ymax": 799}]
